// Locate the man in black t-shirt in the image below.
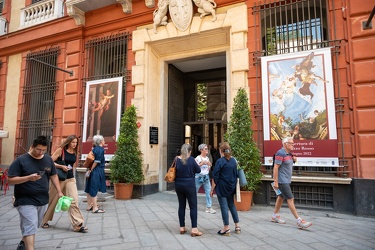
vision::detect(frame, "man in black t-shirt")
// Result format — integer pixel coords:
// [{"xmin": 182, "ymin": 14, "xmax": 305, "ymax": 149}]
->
[{"xmin": 8, "ymin": 136, "xmax": 63, "ymax": 250}]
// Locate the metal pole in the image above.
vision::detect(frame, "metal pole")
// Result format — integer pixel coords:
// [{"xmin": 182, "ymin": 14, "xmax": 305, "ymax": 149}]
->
[
  {"xmin": 364, "ymin": 5, "xmax": 375, "ymax": 29},
  {"xmin": 29, "ymin": 58, "xmax": 73, "ymax": 76}
]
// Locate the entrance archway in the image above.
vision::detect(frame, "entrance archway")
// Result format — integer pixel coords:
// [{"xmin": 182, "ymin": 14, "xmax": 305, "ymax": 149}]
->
[{"xmin": 131, "ymin": 5, "xmax": 249, "ymax": 191}]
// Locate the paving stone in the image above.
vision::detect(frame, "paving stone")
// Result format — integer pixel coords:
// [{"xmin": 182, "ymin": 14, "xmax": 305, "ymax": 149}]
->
[{"xmin": 1, "ymin": 186, "xmax": 374, "ymax": 250}]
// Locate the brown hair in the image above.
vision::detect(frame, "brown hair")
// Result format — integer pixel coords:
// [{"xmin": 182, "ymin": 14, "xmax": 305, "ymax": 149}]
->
[
  {"xmin": 60, "ymin": 135, "xmax": 79, "ymax": 155},
  {"xmin": 220, "ymin": 142, "xmax": 231, "ymax": 160}
]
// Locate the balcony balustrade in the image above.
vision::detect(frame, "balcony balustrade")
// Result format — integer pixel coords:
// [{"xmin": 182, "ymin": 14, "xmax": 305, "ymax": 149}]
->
[{"xmin": 20, "ymin": 0, "xmax": 64, "ymax": 28}]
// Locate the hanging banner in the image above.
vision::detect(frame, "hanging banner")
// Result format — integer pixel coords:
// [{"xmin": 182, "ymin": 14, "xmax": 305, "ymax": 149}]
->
[
  {"xmin": 261, "ymin": 48, "xmax": 339, "ymax": 167},
  {"xmin": 81, "ymin": 77, "xmax": 123, "ymax": 161}
]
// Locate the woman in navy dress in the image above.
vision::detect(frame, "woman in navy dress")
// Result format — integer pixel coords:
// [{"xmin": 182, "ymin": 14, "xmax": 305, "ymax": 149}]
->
[{"xmin": 85, "ymin": 135, "xmax": 107, "ymax": 213}]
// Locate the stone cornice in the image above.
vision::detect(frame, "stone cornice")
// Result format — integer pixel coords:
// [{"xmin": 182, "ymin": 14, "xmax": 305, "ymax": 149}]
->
[{"xmin": 66, "ymin": 0, "xmax": 139, "ymax": 26}]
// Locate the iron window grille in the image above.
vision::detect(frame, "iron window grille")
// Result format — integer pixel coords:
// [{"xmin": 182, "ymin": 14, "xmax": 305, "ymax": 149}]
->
[
  {"xmin": 15, "ymin": 47, "xmax": 59, "ymax": 156},
  {"xmin": 257, "ymin": 0, "xmax": 328, "ymax": 56},
  {"xmin": 83, "ymin": 32, "xmax": 131, "ymax": 113}
]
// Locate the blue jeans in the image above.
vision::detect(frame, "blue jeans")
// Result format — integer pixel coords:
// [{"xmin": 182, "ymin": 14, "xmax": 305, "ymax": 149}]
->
[
  {"xmin": 195, "ymin": 174, "xmax": 212, "ymax": 208},
  {"xmin": 175, "ymin": 184, "xmax": 198, "ymax": 228},
  {"xmin": 217, "ymin": 195, "xmax": 239, "ymax": 226}
]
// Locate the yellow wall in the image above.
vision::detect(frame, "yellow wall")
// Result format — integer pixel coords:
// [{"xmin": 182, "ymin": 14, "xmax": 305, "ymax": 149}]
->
[
  {"xmin": 9, "ymin": 1, "xmax": 25, "ymax": 33},
  {"xmin": 2, "ymin": 54, "xmax": 22, "ymax": 165}
]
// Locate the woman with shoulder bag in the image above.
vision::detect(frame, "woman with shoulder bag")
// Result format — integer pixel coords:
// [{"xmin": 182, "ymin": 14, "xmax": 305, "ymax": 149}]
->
[
  {"xmin": 41, "ymin": 135, "xmax": 88, "ymax": 233},
  {"xmin": 85, "ymin": 135, "xmax": 107, "ymax": 213},
  {"xmin": 211, "ymin": 142, "xmax": 241, "ymax": 236},
  {"xmin": 175, "ymin": 144, "xmax": 203, "ymax": 237}
]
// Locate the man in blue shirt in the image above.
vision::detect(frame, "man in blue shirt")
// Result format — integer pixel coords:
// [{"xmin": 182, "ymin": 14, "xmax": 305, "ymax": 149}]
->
[{"xmin": 271, "ymin": 137, "xmax": 312, "ymax": 229}]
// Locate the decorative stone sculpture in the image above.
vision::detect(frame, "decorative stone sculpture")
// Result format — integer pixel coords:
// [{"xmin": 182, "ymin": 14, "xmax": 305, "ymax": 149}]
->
[
  {"xmin": 152, "ymin": 0, "xmax": 217, "ymax": 33},
  {"xmin": 153, "ymin": 0, "xmax": 169, "ymax": 33},
  {"xmin": 192, "ymin": 0, "xmax": 217, "ymax": 21}
]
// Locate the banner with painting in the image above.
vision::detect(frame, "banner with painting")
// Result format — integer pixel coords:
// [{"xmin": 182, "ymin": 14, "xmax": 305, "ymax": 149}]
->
[
  {"xmin": 81, "ymin": 77, "xmax": 123, "ymax": 161},
  {"xmin": 261, "ymin": 48, "xmax": 339, "ymax": 167}
]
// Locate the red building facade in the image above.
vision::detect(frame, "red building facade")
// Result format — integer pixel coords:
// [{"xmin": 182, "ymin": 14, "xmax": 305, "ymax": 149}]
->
[{"xmin": 0, "ymin": 0, "xmax": 374, "ymax": 215}]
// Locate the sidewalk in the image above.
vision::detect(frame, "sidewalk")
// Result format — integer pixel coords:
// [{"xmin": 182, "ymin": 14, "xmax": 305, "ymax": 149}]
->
[{"xmin": 1, "ymin": 185, "xmax": 374, "ymax": 250}]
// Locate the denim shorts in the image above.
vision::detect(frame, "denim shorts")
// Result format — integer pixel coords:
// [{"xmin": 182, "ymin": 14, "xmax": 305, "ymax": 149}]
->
[{"xmin": 278, "ymin": 183, "xmax": 294, "ymax": 200}]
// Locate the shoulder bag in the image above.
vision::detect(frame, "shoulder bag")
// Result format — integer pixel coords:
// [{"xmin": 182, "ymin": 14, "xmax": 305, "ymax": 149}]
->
[
  {"xmin": 83, "ymin": 150, "xmax": 95, "ymax": 169},
  {"xmin": 55, "ymin": 149, "xmax": 68, "ymax": 181},
  {"xmin": 164, "ymin": 157, "xmax": 177, "ymax": 183}
]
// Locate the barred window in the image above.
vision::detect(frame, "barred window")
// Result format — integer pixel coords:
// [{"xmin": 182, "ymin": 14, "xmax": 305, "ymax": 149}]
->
[
  {"xmin": 84, "ymin": 33, "xmax": 131, "ymax": 118},
  {"xmin": 259, "ymin": 0, "xmax": 328, "ymax": 56},
  {"xmin": 16, "ymin": 47, "xmax": 59, "ymax": 156},
  {"xmin": 84, "ymin": 32, "xmax": 131, "ymax": 82}
]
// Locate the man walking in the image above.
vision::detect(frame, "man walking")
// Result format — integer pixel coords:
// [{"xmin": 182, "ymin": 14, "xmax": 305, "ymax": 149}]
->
[
  {"xmin": 8, "ymin": 135, "xmax": 64, "ymax": 250},
  {"xmin": 271, "ymin": 137, "xmax": 312, "ymax": 229}
]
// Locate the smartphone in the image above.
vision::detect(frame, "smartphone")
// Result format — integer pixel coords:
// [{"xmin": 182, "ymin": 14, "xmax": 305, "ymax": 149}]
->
[{"xmin": 38, "ymin": 171, "xmax": 45, "ymax": 176}]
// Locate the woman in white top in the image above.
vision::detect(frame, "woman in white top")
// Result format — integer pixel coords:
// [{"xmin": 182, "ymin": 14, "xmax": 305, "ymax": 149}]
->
[{"xmin": 195, "ymin": 144, "xmax": 216, "ymax": 214}]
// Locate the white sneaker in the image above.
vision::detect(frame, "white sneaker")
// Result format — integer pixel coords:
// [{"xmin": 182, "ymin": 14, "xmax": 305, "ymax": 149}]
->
[
  {"xmin": 205, "ymin": 207, "xmax": 216, "ymax": 214},
  {"xmin": 297, "ymin": 219, "xmax": 312, "ymax": 229},
  {"xmin": 271, "ymin": 214, "xmax": 286, "ymax": 224}
]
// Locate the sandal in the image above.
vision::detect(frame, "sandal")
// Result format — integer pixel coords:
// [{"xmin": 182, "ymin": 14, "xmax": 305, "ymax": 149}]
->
[
  {"xmin": 235, "ymin": 227, "xmax": 241, "ymax": 234},
  {"xmin": 217, "ymin": 229, "xmax": 230, "ymax": 236},
  {"xmin": 86, "ymin": 206, "xmax": 93, "ymax": 211},
  {"xmin": 41, "ymin": 223, "xmax": 49, "ymax": 229},
  {"xmin": 190, "ymin": 231, "xmax": 203, "ymax": 237},
  {"xmin": 73, "ymin": 226, "xmax": 88, "ymax": 233},
  {"xmin": 93, "ymin": 208, "xmax": 105, "ymax": 213}
]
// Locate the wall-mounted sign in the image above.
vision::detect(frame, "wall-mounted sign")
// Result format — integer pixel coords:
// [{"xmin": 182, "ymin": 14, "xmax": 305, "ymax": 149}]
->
[
  {"xmin": 81, "ymin": 77, "xmax": 123, "ymax": 161},
  {"xmin": 149, "ymin": 127, "xmax": 158, "ymax": 145},
  {"xmin": 261, "ymin": 48, "xmax": 338, "ymax": 167}
]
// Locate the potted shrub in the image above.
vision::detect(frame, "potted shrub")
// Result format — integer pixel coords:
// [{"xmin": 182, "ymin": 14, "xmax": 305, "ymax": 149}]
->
[
  {"xmin": 110, "ymin": 105, "xmax": 144, "ymax": 199},
  {"xmin": 225, "ymin": 88, "xmax": 262, "ymax": 211}
]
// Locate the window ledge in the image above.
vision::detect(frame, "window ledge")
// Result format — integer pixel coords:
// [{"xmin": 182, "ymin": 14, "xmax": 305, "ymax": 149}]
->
[{"xmin": 262, "ymin": 174, "xmax": 352, "ymax": 185}]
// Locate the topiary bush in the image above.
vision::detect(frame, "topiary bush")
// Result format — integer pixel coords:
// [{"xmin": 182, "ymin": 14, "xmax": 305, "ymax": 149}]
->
[
  {"xmin": 225, "ymin": 88, "xmax": 262, "ymax": 192},
  {"xmin": 110, "ymin": 105, "xmax": 144, "ymax": 184}
]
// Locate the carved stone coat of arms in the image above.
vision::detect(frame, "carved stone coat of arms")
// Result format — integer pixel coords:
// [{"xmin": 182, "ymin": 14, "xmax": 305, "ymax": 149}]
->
[
  {"xmin": 169, "ymin": 0, "xmax": 194, "ymax": 32},
  {"xmin": 153, "ymin": 0, "xmax": 217, "ymax": 33}
]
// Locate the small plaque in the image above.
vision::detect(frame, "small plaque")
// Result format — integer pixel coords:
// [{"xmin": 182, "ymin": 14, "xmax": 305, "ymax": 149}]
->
[{"xmin": 149, "ymin": 127, "xmax": 158, "ymax": 144}]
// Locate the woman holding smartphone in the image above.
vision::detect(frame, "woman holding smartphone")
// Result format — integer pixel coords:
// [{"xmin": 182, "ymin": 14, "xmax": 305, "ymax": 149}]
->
[{"xmin": 41, "ymin": 135, "xmax": 88, "ymax": 233}]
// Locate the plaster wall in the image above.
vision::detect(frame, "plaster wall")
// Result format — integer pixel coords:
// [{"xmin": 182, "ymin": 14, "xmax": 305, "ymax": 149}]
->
[
  {"xmin": 9, "ymin": 1, "xmax": 24, "ymax": 33},
  {"xmin": 346, "ymin": 0, "xmax": 375, "ymax": 179},
  {"xmin": 2, "ymin": 54, "xmax": 21, "ymax": 165}
]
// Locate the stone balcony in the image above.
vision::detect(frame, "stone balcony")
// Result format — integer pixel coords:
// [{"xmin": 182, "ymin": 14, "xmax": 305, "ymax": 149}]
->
[
  {"xmin": 66, "ymin": 0, "xmax": 155, "ymax": 26},
  {"xmin": 20, "ymin": 0, "xmax": 64, "ymax": 29}
]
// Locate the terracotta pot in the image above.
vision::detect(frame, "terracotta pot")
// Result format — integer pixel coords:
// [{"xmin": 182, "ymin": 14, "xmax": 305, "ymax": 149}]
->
[
  {"xmin": 234, "ymin": 191, "xmax": 253, "ymax": 211},
  {"xmin": 114, "ymin": 183, "xmax": 134, "ymax": 200}
]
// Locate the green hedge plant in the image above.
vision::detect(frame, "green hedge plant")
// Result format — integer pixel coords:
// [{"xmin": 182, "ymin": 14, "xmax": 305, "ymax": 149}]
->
[
  {"xmin": 225, "ymin": 88, "xmax": 262, "ymax": 192},
  {"xmin": 110, "ymin": 105, "xmax": 144, "ymax": 184}
]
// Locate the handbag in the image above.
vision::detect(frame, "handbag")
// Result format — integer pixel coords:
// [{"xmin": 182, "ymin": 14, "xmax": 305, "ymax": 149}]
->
[
  {"xmin": 83, "ymin": 150, "xmax": 95, "ymax": 169},
  {"xmin": 238, "ymin": 168, "xmax": 248, "ymax": 187},
  {"xmin": 55, "ymin": 150, "xmax": 68, "ymax": 181},
  {"xmin": 164, "ymin": 157, "xmax": 177, "ymax": 183}
]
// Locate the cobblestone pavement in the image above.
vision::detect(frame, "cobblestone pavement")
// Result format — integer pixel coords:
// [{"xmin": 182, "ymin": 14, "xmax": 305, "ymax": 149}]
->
[{"xmin": 1, "ymin": 186, "xmax": 374, "ymax": 250}]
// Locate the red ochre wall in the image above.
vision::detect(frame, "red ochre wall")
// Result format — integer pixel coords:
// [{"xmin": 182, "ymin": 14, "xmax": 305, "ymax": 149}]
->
[
  {"xmin": 245, "ymin": 0, "xmax": 375, "ymax": 180},
  {"xmin": 346, "ymin": 0, "xmax": 375, "ymax": 179}
]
